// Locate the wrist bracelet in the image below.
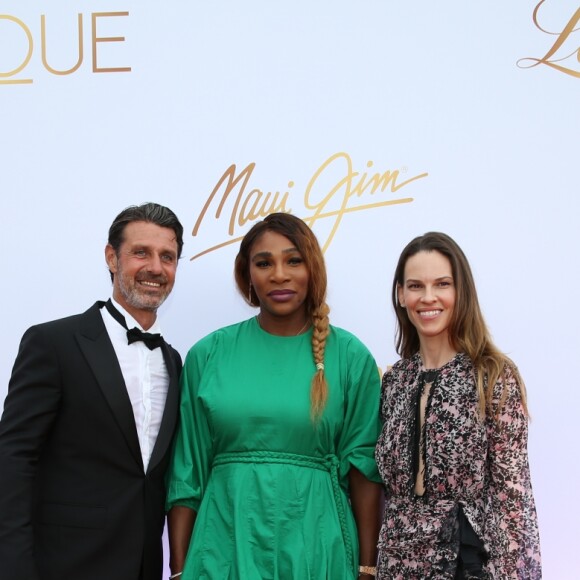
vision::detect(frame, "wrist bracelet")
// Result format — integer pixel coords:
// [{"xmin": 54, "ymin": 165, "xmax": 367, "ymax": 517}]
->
[
  {"xmin": 359, "ymin": 565, "xmax": 377, "ymax": 576},
  {"xmin": 169, "ymin": 573, "xmax": 183, "ymax": 579}
]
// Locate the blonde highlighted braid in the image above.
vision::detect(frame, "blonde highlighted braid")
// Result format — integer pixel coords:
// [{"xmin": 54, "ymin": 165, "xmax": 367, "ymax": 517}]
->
[{"xmin": 310, "ymin": 303, "xmax": 330, "ymax": 421}]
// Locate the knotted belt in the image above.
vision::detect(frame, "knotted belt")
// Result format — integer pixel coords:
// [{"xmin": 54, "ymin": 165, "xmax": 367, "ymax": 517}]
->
[{"xmin": 212, "ymin": 450, "xmax": 354, "ymax": 571}]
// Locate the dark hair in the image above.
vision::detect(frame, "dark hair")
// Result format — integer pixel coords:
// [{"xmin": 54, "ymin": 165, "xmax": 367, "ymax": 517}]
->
[
  {"xmin": 107, "ymin": 202, "xmax": 184, "ymax": 281},
  {"xmin": 392, "ymin": 231, "xmax": 527, "ymax": 417},
  {"xmin": 234, "ymin": 213, "xmax": 331, "ymax": 419}
]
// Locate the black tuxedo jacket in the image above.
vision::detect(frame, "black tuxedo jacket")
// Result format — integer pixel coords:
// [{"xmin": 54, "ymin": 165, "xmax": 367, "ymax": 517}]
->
[{"xmin": 0, "ymin": 302, "xmax": 182, "ymax": 580}]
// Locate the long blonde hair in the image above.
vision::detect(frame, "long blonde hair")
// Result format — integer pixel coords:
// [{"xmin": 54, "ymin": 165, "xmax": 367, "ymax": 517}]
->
[
  {"xmin": 392, "ymin": 232, "xmax": 528, "ymax": 418},
  {"xmin": 234, "ymin": 213, "xmax": 331, "ymax": 420}
]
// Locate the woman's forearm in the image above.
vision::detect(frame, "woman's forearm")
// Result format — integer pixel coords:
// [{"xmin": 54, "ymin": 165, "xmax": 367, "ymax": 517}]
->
[
  {"xmin": 348, "ymin": 467, "xmax": 383, "ymax": 569},
  {"xmin": 167, "ymin": 505, "xmax": 197, "ymax": 574}
]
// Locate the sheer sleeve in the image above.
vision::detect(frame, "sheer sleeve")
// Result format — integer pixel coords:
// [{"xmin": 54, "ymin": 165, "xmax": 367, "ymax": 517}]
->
[
  {"xmin": 166, "ymin": 334, "xmax": 216, "ymax": 512},
  {"xmin": 379, "ymin": 366, "xmax": 395, "ymax": 423},
  {"xmin": 336, "ymin": 334, "xmax": 382, "ymax": 485},
  {"xmin": 485, "ymin": 366, "xmax": 542, "ymax": 578}
]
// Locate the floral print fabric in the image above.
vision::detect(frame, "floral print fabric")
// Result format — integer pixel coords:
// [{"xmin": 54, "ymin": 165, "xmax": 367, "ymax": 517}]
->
[{"xmin": 375, "ymin": 352, "xmax": 541, "ymax": 579}]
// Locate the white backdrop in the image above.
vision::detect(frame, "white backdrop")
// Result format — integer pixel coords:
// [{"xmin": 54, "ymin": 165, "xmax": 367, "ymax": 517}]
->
[{"xmin": 1, "ymin": 1, "xmax": 578, "ymax": 577}]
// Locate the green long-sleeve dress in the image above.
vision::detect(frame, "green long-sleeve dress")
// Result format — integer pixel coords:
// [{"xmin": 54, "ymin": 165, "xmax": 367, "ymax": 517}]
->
[{"xmin": 166, "ymin": 317, "xmax": 381, "ymax": 579}]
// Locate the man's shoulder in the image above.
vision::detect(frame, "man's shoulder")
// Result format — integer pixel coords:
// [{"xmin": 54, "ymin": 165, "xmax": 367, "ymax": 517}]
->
[{"xmin": 26, "ymin": 302, "xmax": 103, "ymax": 334}]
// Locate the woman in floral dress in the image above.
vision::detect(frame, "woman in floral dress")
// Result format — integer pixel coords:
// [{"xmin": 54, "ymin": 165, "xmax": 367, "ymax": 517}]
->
[{"xmin": 375, "ymin": 232, "xmax": 541, "ymax": 579}]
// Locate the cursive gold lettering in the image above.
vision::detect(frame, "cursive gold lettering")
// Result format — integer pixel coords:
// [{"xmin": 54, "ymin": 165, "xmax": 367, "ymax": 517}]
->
[
  {"xmin": 192, "ymin": 163, "xmax": 254, "ymax": 237},
  {"xmin": 239, "ymin": 186, "xmax": 291, "ymax": 227},
  {"xmin": 191, "ymin": 163, "xmax": 290, "ymax": 239},
  {"xmin": 517, "ymin": 1, "xmax": 580, "ymax": 78},
  {"xmin": 190, "ymin": 153, "xmax": 426, "ymax": 261},
  {"xmin": 303, "ymin": 152, "xmax": 427, "ymax": 252}
]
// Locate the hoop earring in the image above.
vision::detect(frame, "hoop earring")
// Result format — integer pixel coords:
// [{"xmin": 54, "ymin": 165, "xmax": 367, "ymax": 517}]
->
[{"xmin": 248, "ymin": 281, "xmax": 253, "ymax": 303}]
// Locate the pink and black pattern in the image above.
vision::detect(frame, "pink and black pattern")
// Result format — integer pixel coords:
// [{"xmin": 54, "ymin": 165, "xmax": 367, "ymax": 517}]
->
[{"xmin": 375, "ymin": 352, "xmax": 542, "ymax": 579}]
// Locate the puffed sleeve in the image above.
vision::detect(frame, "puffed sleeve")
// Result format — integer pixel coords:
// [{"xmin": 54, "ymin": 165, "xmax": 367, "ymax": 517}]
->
[
  {"xmin": 166, "ymin": 334, "xmax": 216, "ymax": 512},
  {"xmin": 336, "ymin": 333, "xmax": 382, "ymax": 485},
  {"xmin": 485, "ymin": 366, "xmax": 542, "ymax": 578}
]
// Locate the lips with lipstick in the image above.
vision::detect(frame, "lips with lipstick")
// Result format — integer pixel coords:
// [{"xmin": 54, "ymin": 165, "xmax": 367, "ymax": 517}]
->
[{"xmin": 267, "ymin": 289, "xmax": 296, "ymax": 302}]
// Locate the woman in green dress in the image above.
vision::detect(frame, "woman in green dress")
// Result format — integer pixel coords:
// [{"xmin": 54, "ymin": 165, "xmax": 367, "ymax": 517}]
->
[{"xmin": 166, "ymin": 213, "xmax": 382, "ymax": 579}]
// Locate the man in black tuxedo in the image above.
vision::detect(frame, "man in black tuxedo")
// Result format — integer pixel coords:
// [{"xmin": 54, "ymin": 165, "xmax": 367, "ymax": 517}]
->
[{"xmin": 0, "ymin": 202, "xmax": 184, "ymax": 580}]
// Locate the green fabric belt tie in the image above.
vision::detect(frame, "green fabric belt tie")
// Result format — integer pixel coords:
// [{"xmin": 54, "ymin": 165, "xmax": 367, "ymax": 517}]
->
[{"xmin": 212, "ymin": 450, "xmax": 354, "ymax": 570}]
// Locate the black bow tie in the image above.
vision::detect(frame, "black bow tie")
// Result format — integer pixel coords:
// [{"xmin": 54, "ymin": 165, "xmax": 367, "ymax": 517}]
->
[
  {"xmin": 126, "ymin": 327, "xmax": 165, "ymax": 350},
  {"xmin": 105, "ymin": 300, "xmax": 164, "ymax": 351}
]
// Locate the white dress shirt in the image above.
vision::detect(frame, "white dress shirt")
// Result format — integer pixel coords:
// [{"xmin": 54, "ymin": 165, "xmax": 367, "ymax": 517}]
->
[{"xmin": 101, "ymin": 297, "xmax": 169, "ymax": 472}]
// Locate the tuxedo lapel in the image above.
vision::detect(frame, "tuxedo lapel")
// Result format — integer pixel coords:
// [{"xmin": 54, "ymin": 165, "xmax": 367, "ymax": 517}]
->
[
  {"xmin": 75, "ymin": 303, "xmax": 143, "ymax": 471},
  {"xmin": 147, "ymin": 342, "xmax": 180, "ymax": 473}
]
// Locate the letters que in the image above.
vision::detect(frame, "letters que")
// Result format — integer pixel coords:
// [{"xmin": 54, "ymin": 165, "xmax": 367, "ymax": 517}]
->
[
  {"xmin": 0, "ymin": 12, "xmax": 130, "ymax": 85},
  {"xmin": 517, "ymin": 0, "xmax": 580, "ymax": 78},
  {"xmin": 190, "ymin": 152, "xmax": 428, "ymax": 260}
]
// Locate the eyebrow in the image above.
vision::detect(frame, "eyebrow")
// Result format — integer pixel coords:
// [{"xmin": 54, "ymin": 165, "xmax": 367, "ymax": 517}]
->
[
  {"xmin": 405, "ymin": 275, "xmax": 453, "ymax": 283},
  {"xmin": 251, "ymin": 247, "xmax": 300, "ymax": 260},
  {"xmin": 128, "ymin": 244, "xmax": 177, "ymax": 256}
]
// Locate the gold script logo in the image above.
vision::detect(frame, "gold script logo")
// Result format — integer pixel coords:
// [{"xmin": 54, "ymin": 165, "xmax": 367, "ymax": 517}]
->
[
  {"xmin": 517, "ymin": 0, "xmax": 580, "ymax": 78},
  {"xmin": 0, "ymin": 12, "xmax": 131, "ymax": 85},
  {"xmin": 190, "ymin": 152, "xmax": 428, "ymax": 261}
]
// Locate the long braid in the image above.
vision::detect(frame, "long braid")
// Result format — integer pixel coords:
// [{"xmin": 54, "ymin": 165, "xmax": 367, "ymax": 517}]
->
[{"xmin": 310, "ymin": 302, "xmax": 330, "ymax": 420}]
